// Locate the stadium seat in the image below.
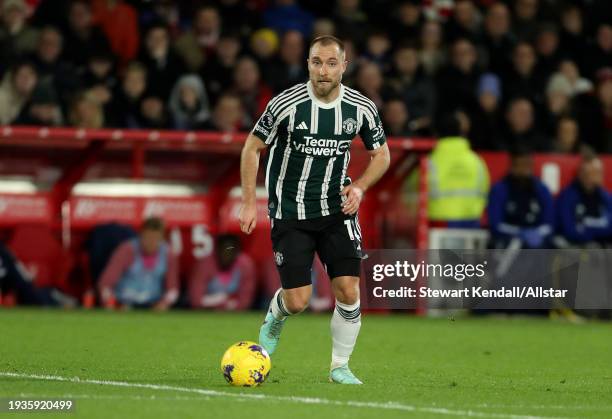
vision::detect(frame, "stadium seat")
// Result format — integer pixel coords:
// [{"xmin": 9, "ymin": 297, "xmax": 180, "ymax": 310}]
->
[{"xmin": 8, "ymin": 225, "xmax": 73, "ymax": 292}]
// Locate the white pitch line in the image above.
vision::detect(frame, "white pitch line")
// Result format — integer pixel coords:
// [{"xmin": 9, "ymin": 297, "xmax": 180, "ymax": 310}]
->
[
  {"xmin": 0, "ymin": 371, "xmax": 568, "ymax": 419},
  {"xmin": 471, "ymin": 403, "xmax": 612, "ymax": 412},
  {"xmin": 17, "ymin": 392, "xmax": 214, "ymax": 402}
]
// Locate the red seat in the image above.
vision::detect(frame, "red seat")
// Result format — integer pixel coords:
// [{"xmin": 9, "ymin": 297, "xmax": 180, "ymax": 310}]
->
[{"xmin": 8, "ymin": 225, "xmax": 73, "ymax": 291}]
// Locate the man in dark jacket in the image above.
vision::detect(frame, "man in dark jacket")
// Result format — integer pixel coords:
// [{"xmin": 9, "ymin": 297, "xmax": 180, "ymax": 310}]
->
[
  {"xmin": 488, "ymin": 147, "xmax": 555, "ymax": 249},
  {"xmin": 556, "ymin": 152, "xmax": 612, "ymax": 246}
]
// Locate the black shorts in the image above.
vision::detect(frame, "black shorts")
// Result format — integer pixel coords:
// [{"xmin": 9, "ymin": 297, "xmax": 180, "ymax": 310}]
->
[{"xmin": 270, "ymin": 212, "xmax": 363, "ymax": 289}]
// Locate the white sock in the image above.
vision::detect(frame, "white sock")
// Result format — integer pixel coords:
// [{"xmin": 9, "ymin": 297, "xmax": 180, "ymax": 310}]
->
[
  {"xmin": 330, "ymin": 299, "xmax": 361, "ymax": 370},
  {"xmin": 269, "ymin": 288, "xmax": 291, "ymax": 320}
]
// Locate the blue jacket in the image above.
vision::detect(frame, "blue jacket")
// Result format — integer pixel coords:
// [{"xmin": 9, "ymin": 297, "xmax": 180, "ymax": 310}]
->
[
  {"xmin": 556, "ymin": 181, "xmax": 612, "ymax": 244},
  {"xmin": 488, "ymin": 175, "xmax": 555, "ymax": 248}
]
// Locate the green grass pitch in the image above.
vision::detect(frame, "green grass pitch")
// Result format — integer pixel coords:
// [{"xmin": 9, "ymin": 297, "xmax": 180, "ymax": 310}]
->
[{"xmin": 0, "ymin": 309, "xmax": 611, "ymax": 418}]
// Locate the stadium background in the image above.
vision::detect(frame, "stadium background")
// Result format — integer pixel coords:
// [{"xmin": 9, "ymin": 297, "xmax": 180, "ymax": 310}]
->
[
  {"xmin": 1, "ymin": 0, "xmax": 611, "ymax": 309},
  {"xmin": 1, "ymin": 1, "xmax": 612, "ymax": 418}
]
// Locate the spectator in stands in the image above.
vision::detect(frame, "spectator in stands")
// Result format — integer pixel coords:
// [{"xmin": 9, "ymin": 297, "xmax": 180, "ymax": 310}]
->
[
  {"xmin": 340, "ymin": 37, "xmax": 359, "ymax": 85},
  {"xmin": 0, "ymin": 60, "xmax": 38, "ymax": 124},
  {"xmin": 267, "ymin": 30, "xmax": 307, "ymax": 94},
  {"xmin": 444, "ymin": 0, "xmax": 482, "ymax": 43},
  {"xmin": 505, "ymin": 42, "xmax": 544, "ymax": 108},
  {"xmin": 575, "ymin": 67, "xmax": 612, "ymax": 152},
  {"xmin": 585, "ymin": 23, "xmax": 612, "ymax": 80},
  {"xmin": 30, "ymin": 0, "xmax": 71, "ymax": 29},
  {"xmin": 174, "ymin": 5, "xmax": 221, "ymax": 72},
  {"xmin": 138, "ymin": 96, "xmax": 172, "ymax": 129},
  {"xmin": 362, "ymin": 31, "xmax": 392, "ymax": 73},
  {"xmin": 218, "ymin": 0, "xmax": 259, "ymax": 37},
  {"xmin": 202, "ymin": 32, "xmax": 242, "ymax": 105},
  {"xmin": 426, "ymin": 111, "xmax": 489, "ymax": 228},
  {"xmin": 98, "ymin": 217, "xmax": 178, "ymax": 310},
  {"xmin": 387, "ymin": 44, "xmax": 435, "ymax": 134},
  {"xmin": 62, "ymin": 0, "xmax": 110, "ymax": 70},
  {"xmin": 481, "ymin": 2, "xmax": 514, "ymax": 76},
  {"xmin": 333, "ymin": 0, "xmax": 367, "ymax": 46},
  {"xmin": 436, "ymin": 38, "xmax": 480, "ymax": 115},
  {"xmin": 469, "ymin": 73, "xmax": 503, "ymax": 150},
  {"xmin": 543, "ymin": 73, "xmax": 573, "ymax": 136},
  {"xmin": 69, "ymin": 91, "xmax": 104, "ymax": 128},
  {"xmin": 91, "ymin": 0, "xmax": 139, "ymax": 66},
  {"xmin": 488, "ymin": 147, "xmax": 554, "ymax": 249},
  {"xmin": 168, "ymin": 74, "xmax": 210, "ymax": 130},
  {"xmin": 512, "ymin": 0, "xmax": 540, "ymax": 41},
  {"xmin": 81, "ymin": 51, "xmax": 117, "ymax": 124},
  {"xmin": 30, "ymin": 25, "xmax": 79, "ymax": 108},
  {"xmin": 139, "ymin": 0, "xmax": 182, "ymax": 38},
  {"xmin": 502, "ymin": 97, "xmax": 547, "ymax": 151},
  {"xmin": 110, "ymin": 62, "xmax": 147, "ymax": 128},
  {"xmin": 264, "ymin": 0, "xmax": 314, "ymax": 38},
  {"xmin": 535, "ymin": 23, "xmax": 563, "ymax": 80},
  {"xmin": 188, "ymin": 234, "xmax": 255, "ymax": 310},
  {"xmin": 419, "ymin": 20, "xmax": 446, "ymax": 76},
  {"xmin": 14, "ymin": 81, "xmax": 63, "ymax": 126},
  {"xmin": 250, "ymin": 28, "xmax": 278, "ymax": 65},
  {"xmin": 0, "ymin": 241, "xmax": 76, "ymax": 307},
  {"xmin": 0, "ymin": 0, "xmax": 39, "ymax": 72},
  {"xmin": 559, "ymin": 4, "xmax": 586, "ymax": 66},
  {"xmin": 552, "ymin": 116, "xmax": 581, "ymax": 154},
  {"xmin": 555, "ymin": 151, "xmax": 612, "ymax": 246},
  {"xmin": 229, "ymin": 56, "xmax": 272, "ymax": 126},
  {"xmin": 382, "ymin": 98, "xmax": 411, "ymax": 138},
  {"xmin": 354, "ymin": 61, "xmax": 386, "ymax": 110},
  {"xmin": 389, "ymin": 0, "xmax": 422, "ymax": 44},
  {"xmin": 139, "ymin": 23, "xmax": 186, "ymax": 101},
  {"xmin": 81, "ymin": 50, "xmax": 117, "ymax": 91},
  {"xmin": 558, "ymin": 60, "xmax": 593, "ymax": 96},
  {"xmin": 202, "ymin": 93, "xmax": 245, "ymax": 133},
  {"xmin": 312, "ymin": 18, "xmax": 335, "ymax": 39}
]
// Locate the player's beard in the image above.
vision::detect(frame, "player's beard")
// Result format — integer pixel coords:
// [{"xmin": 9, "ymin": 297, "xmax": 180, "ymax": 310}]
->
[{"xmin": 313, "ymin": 78, "xmax": 340, "ymax": 99}]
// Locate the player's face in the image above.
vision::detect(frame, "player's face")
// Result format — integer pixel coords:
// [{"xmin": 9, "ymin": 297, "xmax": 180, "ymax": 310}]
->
[{"xmin": 307, "ymin": 43, "xmax": 347, "ymax": 99}]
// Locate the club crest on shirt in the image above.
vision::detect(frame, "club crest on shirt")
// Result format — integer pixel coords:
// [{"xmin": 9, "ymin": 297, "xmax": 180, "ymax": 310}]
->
[
  {"xmin": 274, "ymin": 251, "xmax": 284, "ymax": 266},
  {"xmin": 342, "ymin": 118, "xmax": 357, "ymax": 135}
]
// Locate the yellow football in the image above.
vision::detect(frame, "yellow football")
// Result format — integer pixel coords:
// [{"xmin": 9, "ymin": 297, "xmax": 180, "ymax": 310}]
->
[{"xmin": 221, "ymin": 341, "xmax": 271, "ymax": 387}]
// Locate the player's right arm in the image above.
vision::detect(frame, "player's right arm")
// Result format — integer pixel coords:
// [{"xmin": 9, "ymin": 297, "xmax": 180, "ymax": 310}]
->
[
  {"xmin": 239, "ymin": 133, "xmax": 267, "ymax": 234},
  {"xmin": 239, "ymin": 93, "xmax": 285, "ymax": 234}
]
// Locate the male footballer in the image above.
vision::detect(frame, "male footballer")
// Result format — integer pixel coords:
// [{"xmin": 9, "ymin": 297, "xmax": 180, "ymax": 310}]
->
[{"xmin": 239, "ymin": 35, "xmax": 390, "ymax": 384}]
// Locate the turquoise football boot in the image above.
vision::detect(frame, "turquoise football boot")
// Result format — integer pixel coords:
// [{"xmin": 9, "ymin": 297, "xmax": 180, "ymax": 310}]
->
[
  {"xmin": 258, "ymin": 310, "xmax": 285, "ymax": 355},
  {"xmin": 329, "ymin": 364, "xmax": 363, "ymax": 384}
]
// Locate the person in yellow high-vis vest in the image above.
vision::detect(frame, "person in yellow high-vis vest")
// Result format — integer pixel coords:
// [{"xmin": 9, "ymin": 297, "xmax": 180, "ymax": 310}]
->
[{"xmin": 427, "ymin": 112, "xmax": 490, "ymax": 228}]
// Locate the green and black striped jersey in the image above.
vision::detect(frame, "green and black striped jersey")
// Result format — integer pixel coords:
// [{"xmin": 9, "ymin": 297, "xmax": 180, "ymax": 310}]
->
[{"xmin": 252, "ymin": 81, "xmax": 387, "ymax": 220}]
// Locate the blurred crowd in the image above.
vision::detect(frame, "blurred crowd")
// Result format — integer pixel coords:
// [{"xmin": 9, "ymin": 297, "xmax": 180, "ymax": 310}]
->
[{"xmin": 0, "ymin": 0, "xmax": 610, "ymax": 152}]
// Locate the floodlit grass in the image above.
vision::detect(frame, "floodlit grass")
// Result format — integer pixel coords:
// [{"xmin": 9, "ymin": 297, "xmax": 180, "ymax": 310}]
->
[{"xmin": 0, "ymin": 309, "xmax": 611, "ymax": 418}]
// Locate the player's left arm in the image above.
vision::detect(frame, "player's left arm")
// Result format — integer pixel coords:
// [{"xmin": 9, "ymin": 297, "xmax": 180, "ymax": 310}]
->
[
  {"xmin": 342, "ymin": 107, "xmax": 391, "ymax": 215},
  {"xmin": 342, "ymin": 144, "xmax": 390, "ymax": 215}
]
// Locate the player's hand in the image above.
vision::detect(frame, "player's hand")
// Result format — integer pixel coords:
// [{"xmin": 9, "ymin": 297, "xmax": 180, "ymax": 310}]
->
[
  {"xmin": 341, "ymin": 184, "xmax": 364, "ymax": 215},
  {"xmin": 239, "ymin": 202, "xmax": 257, "ymax": 234}
]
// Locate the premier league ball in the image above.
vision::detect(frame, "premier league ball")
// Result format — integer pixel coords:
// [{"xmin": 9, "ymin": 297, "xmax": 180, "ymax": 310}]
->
[{"xmin": 221, "ymin": 341, "xmax": 271, "ymax": 387}]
